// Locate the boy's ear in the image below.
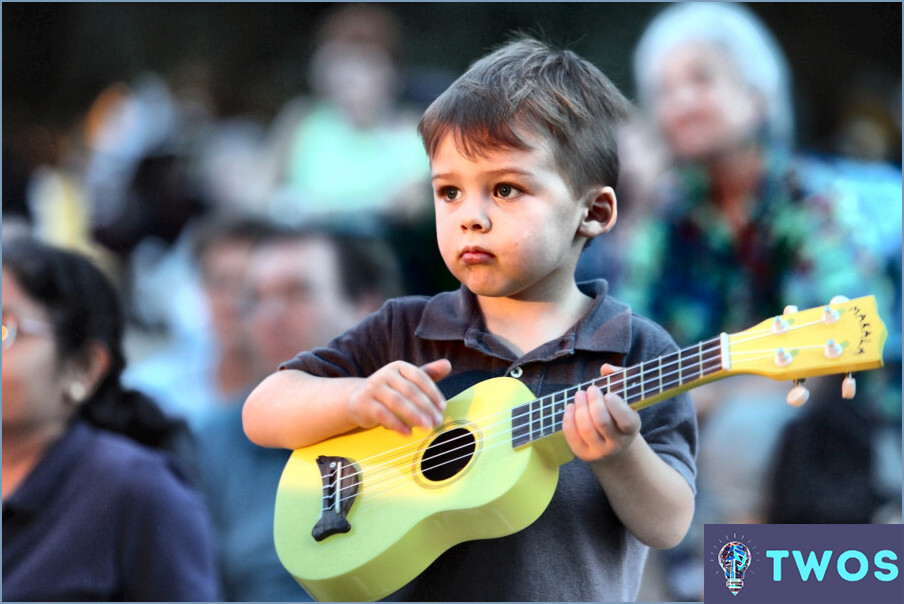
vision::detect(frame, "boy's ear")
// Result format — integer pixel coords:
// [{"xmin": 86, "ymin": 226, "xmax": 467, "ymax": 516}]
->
[{"xmin": 578, "ymin": 186, "xmax": 617, "ymax": 238}]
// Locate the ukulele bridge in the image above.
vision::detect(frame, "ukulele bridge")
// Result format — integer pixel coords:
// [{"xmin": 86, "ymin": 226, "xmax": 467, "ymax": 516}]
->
[{"xmin": 311, "ymin": 455, "xmax": 359, "ymax": 541}]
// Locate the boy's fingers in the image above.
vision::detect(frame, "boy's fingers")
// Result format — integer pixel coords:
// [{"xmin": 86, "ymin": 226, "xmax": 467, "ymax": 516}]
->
[
  {"xmin": 420, "ymin": 359, "xmax": 452, "ymax": 382},
  {"xmin": 599, "ymin": 363, "xmax": 622, "ymax": 377},
  {"xmin": 383, "ymin": 381, "xmax": 439, "ymax": 428},
  {"xmin": 575, "ymin": 388, "xmax": 608, "ymax": 447},
  {"xmin": 371, "ymin": 402, "xmax": 413, "ymax": 436},
  {"xmin": 603, "ymin": 392, "xmax": 640, "ymax": 435},
  {"xmin": 563, "ymin": 392, "xmax": 591, "ymax": 453},
  {"xmin": 585, "ymin": 386, "xmax": 615, "ymax": 436},
  {"xmin": 398, "ymin": 362, "xmax": 447, "ymax": 422}
]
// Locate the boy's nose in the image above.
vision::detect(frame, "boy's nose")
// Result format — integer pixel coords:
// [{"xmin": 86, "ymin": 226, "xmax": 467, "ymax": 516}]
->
[
  {"xmin": 461, "ymin": 216, "xmax": 491, "ymax": 232},
  {"xmin": 460, "ymin": 198, "xmax": 492, "ymax": 232}
]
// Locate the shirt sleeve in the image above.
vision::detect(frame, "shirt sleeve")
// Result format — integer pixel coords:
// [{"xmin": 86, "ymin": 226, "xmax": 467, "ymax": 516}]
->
[
  {"xmin": 641, "ymin": 389, "xmax": 698, "ymax": 494},
  {"xmin": 631, "ymin": 315, "xmax": 699, "ymax": 494}
]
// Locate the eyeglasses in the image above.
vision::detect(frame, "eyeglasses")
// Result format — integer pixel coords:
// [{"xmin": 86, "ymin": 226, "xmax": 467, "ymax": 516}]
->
[{"xmin": 2, "ymin": 314, "xmax": 54, "ymax": 350}]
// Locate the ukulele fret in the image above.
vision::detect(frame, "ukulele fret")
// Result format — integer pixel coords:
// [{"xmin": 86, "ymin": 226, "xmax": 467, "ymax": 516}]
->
[
  {"xmin": 546, "ymin": 391, "xmax": 565, "ymax": 436},
  {"xmin": 607, "ymin": 372, "xmax": 625, "ymax": 400},
  {"xmin": 679, "ymin": 345, "xmax": 701, "ymax": 384},
  {"xmin": 676, "ymin": 338, "xmax": 724, "ymax": 387},
  {"xmin": 511, "ymin": 404, "xmax": 531, "ymax": 448},
  {"xmin": 530, "ymin": 398, "xmax": 541, "ymax": 442},
  {"xmin": 622, "ymin": 365, "xmax": 643, "ymax": 406},
  {"xmin": 542, "ymin": 394, "xmax": 553, "ymax": 437}
]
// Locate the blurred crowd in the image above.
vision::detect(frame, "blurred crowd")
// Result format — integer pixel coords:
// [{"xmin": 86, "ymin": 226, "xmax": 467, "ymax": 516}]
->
[{"xmin": 3, "ymin": 3, "xmax": 901, "ymax": 602}]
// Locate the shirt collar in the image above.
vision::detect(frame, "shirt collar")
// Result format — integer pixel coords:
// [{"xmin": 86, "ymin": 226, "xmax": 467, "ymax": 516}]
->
[
  {"xmin": 572, "ymin": 280, "xmax": 633, "ymax": 354},
  {"xmin": 415, "ymin": 279, "xmax": 633, "ymax": 357}
]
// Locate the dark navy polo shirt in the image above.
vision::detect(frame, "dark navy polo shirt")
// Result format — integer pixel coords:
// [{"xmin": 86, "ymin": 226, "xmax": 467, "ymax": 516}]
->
[
  {"xmin": 2, "ymin": 420, "xmax": 221, "ymax": 601},
  {"xmin": 282, "ymin": 279, "xmax": 698, "ymax": 602}
]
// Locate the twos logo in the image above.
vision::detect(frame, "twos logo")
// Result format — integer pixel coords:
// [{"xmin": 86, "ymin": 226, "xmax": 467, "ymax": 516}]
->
[
  {"xmin": 704, "ymin": 524, "xmax": 904, "ymax": 604},
  {"xmin": 711, "ymin": 536, "xmax": 756, "ymax": 595}
]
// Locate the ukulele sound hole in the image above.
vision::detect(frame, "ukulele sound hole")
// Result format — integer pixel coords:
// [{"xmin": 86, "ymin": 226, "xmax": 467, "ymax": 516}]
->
[{"xmin": 421, "ymin": 427, "xmax": 476, "ymax": 482}]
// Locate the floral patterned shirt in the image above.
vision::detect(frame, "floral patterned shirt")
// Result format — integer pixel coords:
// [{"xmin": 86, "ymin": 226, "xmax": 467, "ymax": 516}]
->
[{"xmin": 617, "ymin": 151, "xmax": 901, "ymax": 351}]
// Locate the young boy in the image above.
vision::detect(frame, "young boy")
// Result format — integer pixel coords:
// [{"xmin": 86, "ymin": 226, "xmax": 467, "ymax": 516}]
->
[{"xmin": 243, "ymin": 36, "xmax": 697, "ymax": 602}]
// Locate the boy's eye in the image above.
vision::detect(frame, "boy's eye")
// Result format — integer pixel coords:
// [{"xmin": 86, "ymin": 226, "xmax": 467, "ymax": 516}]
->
[
  {"xmin": 494, "ymin": 183, "xmax": 522, "ymax": 199},
  {"xmin": 437, "ymin": 186, "xmax": 460, "ymax": 202}
]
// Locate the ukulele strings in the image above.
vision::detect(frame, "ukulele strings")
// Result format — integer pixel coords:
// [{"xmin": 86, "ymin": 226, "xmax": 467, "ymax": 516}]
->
[
  {"xmin": 325, "ymin": 338, "xmax": 725, "ymax": 508},
  {"xmin": 729, "ymin": 317, "xmax": 828, "ymax": 346},
  {"xmin": 341, "ymin": 335, "xmax": 721, "ymax": 477},
  {"xmin": 327, "ymin": 322, "xmax": 822, "ymax": 508},
  {"xmin": 335, "ymin": 337, "xmax": 716, "ymax": 483}
]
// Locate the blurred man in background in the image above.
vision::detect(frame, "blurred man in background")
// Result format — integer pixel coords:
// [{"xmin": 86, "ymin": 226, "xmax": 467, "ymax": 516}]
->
[{"xmin": 193, "ymin": 226, "xmax": 403, "ymax": 601}]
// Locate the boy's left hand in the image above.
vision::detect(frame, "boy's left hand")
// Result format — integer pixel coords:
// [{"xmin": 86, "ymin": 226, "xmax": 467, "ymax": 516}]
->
[{"xmin": 563, "ymin": 363, "xmax": 641, "ymax": 462}]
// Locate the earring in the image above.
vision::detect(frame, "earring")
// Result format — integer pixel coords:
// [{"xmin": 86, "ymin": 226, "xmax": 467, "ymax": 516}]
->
[{"xmin": 69, "ymin": 382, "xmax": 87, "ymax": 403}]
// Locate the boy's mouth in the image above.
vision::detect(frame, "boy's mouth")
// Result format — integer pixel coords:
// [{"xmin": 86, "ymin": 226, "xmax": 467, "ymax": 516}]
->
[{"xmin": 459, "ymin": 246, "xmax": 495, "ymax": 265}]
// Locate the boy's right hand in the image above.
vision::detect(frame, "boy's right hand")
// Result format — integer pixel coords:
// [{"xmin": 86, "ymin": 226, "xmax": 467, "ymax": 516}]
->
[{"xmin": 347, "ymin": 359, "xmax": 452, "ymax": 436}]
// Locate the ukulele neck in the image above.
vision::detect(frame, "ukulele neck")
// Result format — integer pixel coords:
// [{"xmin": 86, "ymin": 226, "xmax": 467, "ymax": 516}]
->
[{"xmin": 511, "ymin": 335, "xmax": 728, "ymax": 448}]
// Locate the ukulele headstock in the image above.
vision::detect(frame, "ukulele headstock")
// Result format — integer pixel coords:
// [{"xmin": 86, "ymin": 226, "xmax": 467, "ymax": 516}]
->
[{"xmin": 725, "ymin": 296, "xmax": 886, "ymax": 400}]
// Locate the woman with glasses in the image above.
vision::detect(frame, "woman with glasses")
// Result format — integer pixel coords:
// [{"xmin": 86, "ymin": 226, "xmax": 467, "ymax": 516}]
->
[{"xmin": 2, "ymin": 237, "xmax": 221, "ymax": 601}]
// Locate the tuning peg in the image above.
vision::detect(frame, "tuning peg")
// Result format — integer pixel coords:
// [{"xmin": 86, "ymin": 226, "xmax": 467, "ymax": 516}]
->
[
  {"xmin": 787, "ymin": 380, "xmax": 810, "ymax": 407},
  {"xmin": 830, "ymin": 295, "xmax": 850, "ymax": 305},
  {"xmin": 783, "ymin": 305, "xmax": 799, "ymax": 316},
  {"xmin": 842, "ymin": 374, "xmax": 856, "ymax": 399},
  {"xmin": 824, "ymin": 339, "xmax": 843, "ymax": 358},
  {"xmin": 775, "ymin": 348, "xmax": 793, "ymax": 367},
  {"xmin": 773, "ymin": 316, "xmax": 790, "ymax": 333},
  {"xmin": 823, "ymin": 306, "xmax": 840, "ymax": 324}
]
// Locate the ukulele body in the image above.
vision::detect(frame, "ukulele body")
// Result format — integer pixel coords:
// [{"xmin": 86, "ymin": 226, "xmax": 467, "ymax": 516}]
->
[{"xmin": 273, "ymin": 376, "xmax": 574, "ymax": 602}]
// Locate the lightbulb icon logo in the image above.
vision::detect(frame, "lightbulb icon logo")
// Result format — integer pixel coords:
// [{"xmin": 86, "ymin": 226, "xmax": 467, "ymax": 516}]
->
[{"xmin": 718, "ymin": 541, "xmax": 751, "ymax": 595}]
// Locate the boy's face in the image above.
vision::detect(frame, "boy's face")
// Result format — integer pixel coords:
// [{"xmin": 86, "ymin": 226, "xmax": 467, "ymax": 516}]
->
[{"xmin": 430, "ymin": 131, "xmax": 596, "ymax": 301}]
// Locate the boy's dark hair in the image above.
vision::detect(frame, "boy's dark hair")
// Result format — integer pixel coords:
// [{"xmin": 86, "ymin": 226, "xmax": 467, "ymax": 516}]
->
[{"xmin": 418, "ymin": 35, "xmax": 633, "ymax": 196}]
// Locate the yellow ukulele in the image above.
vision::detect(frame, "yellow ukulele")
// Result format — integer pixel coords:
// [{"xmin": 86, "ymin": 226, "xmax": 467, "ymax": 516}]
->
[{"xmin": 273, "ymin": 295, "xmax": 887, "ymax": 602}]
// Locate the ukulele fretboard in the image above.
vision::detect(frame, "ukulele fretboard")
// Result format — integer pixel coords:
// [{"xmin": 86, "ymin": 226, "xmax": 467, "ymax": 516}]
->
[{"xmin": 511, "ymin": 336, "xmax": 725, "ymax": 447}]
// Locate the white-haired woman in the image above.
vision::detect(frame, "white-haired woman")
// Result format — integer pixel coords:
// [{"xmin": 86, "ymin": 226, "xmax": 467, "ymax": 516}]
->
[
  {"xmin": 620, "ymin": 1, "xmax": 896, "ymax": 346},
  {"xmin": 612, "ymin": 4, "xmax": 901, "ymax": 601}
]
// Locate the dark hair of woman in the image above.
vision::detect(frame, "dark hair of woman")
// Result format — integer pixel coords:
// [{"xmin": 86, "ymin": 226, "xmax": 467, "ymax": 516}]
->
[{"xmin": 2, "ymin": 237, "xmax": 191, "ymax": 457}]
